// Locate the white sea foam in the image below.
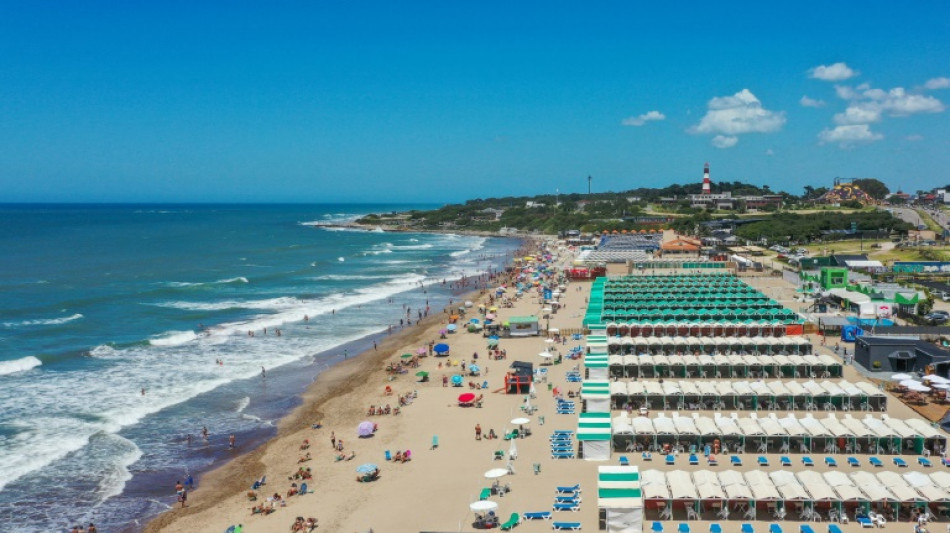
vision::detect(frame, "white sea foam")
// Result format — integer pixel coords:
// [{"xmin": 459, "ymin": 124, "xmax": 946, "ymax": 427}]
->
[
  {"xmin": 235, "ymin": 396, "xmax": 250, "ymax": 413},
  {"xmin": 390, "ymin": 244, "xmax": 434, "ymax": 250},
  {"xmin": 149, "ymin": 330, "xmax": 199, "ymax": 347},
  {"xmin": 165, "ymin": 277, "xmax": 248, "ymax": 288},
  {"xmin": 3, "ymin": 313, "xmax": 84, "ymax": 328},
  {"xmin": 314, "ymin": 274, "xmax": 394, "ymax": 281},
  {"xmin": 93, "ymin": 433, "xmax": 143, "ymax": 505},
  {"xmin": 450, "ymin": 249, "xmax": 471, "ymax": 257},
  {"xmin": 0, "ymin": 356, "xmax": 42, "ymax": 376}
]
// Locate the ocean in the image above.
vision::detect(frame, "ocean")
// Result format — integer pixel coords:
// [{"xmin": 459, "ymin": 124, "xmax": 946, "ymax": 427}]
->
[{"xmin": 0, "ymin": 204, "xmax": 521, "ymax": 532}]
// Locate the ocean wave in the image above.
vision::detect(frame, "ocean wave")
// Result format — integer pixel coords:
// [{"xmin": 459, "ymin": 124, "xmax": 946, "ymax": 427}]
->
[
  {"xmin": 154, "ymin": 296, "xmax": 304, "ymax": 312},
  {"xmin": 450, "ymin": 249, "xmax": 471, "ymax": 257},
  {"xmin": 313, "ymin": 274, "xmax": 395, "ymax": 281},
  {"xmin": 93, "ymin": 433, "xmax": 143, "ymax": 505},
  {"xmin": 3, "ymin": 313, "xmax": 84, "ymax": 328},
  {"xmin": 361, "ymin": 249, "xmax": 393, "ymax": 255},
  {"xmin": 390, "ymin": 244, "xmax": 434, "ymax": 250},
  {"xmin": 235, "ymin": 396, "xmax": 250, "ymax": 413},
  {"xmin": 165, "ymin": 277, "xmax": 248, "ymax": 288},
  {"xmin": 0, "ymin": 356, "xmax": 42, "ymax": 376},
  {"xmin": 149, "ymin": 330, "xmax": 199, "ymax": 347}
]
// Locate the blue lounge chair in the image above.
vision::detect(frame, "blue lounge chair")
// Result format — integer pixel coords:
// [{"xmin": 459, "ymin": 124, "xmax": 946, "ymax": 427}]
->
[
  {"xmin": 552, "ymin": 430, "xmax": 573, "ymax": 436},
  {"xmin": 666, "ymin": 454, "xmax": 675, "ymax": 465},
  {"xmin": 555, "ymin": 496, "xmax": 582, "ymax": 504},
  {"xmin": 847, "ymin": 456, "xmax": 860, "ymax": 467},
  {"xmin": 643, "ymin": 452, "xmax": 653, "ymax": 461},
  {"xmin": 553, "ymin": 523, "xmax": 582, "ymax": 531},
  {"xmin": 741, "ymin": 524, "xmax": 754, "ymax": 533},
  {"xmin": 689, "ymin": 454, "xmax": 699, "ymax": 465},
  {"xmin": 856, "ymin": 517, "xmax": 873, "ymax": 528},
  {"xmin": 707, "ymin": 455, "xmax": 718, "ymax": 466},
  {"xmin": 919, "ymin": 457, "xmax": 933, "ymax": 467},
  {"xmin": 652, "ymin": 522, "xmax": 664, "ymax": 533},
  {"xmin": 802, "ymin": 456, "xmax": 814, "ymax": 467},
  {"xmin": 780, "ymin": 456, "xmax": 791, "ymax": 467},
  {"xmin": 769, "ymin": 525, "xmax": 782, "ymax": 533},
  {"xmin": 894, "ymin": 457, "xmax": 908, "ymax": 468},
  {"xmin": 757, "ymin": 456, "xmax": 769, "ymax": 467},
  {"xmin": 731, "ymin": 455, "xmax": 742, "ymax": 466},
  {"xmin": 556, "ymin": 484, "xmax": 580, "ymax": 493},
  {"xmin": 553, "ymin": 502, "xmax": 580, "ymax": 512},
  {"xmin": 678, "ymin": 524, "xmax": 690, "ymax": 533},
  {"xmin": 619, "ymin": 456, "xmax": 630, "ymax": 466},
  {"xmin": 710, "ymin": 524, "xmax": 722, "ymax": 533},
  {"xmin": 524, "ymin": 511, "xmax": 552, "ymax": 520},
  {"xmin": 800, "ymin": 526, "xmax": 815, "ymax": 533},
  {"xmin": 828, "ymin": 525, "xmax": 843, "ymax": 533},
  {"xmin": 825, "ymin": 456, "xmax": 837, "ymax": 467},
  {"xmin": 942, "ymin": 457, "xmax": 950, "ymax": 467},
  {"xmin": 869, "ymin": 456, "xmax": 883, "ymax": 467},
  {"xmin": 552, "ymin": 451, "xmax": 575, "ymax": 459}
]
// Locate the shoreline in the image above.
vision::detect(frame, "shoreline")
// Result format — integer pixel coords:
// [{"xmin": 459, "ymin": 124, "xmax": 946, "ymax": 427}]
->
[{"xmin": 143, "ymin": 238, "xmax": 535, "ymax": 532}]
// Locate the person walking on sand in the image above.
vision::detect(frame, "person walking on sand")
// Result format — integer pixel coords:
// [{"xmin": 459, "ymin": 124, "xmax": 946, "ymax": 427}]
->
[
  {"xmin": 475, "ymin": 424, "xmax": 482, "ymax": 441},
  {"xmin": 331, "ymin": 431, "xmax": 336, "ymax": 449}
]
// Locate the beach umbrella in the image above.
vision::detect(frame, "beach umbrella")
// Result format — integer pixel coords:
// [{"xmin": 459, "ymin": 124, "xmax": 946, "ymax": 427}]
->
[
  {"xmin": 910, "ymin": 383, "xmax": 932, "ymax": 392},
  {"xmin": 538, "ymin": 351, "xmax": 554, "ymax": 359},
  {"xmin": 486, "ymin": 313, "xmax": 497, "ymax": 320},
  {"xmin": 924, "ymin": 375, "xmax": 950, "ymax": 383},
  {"xmin": 458, "ymin": 392, "xmax": 476, "ymax": 403},
  {"xmin": 901, "ymin": 379, "xmax": 923, "ymax": 387},
  {"xmin": 447, "ymin": 324, "xmax": 457, "ymax": 332},
  {"xmin": 357, "ymin": 421, "xmax": 375, "ymax": 437},
  {"xmin": 487, "ymin": 339, "xmax": 499, "ymax": 347},
  {"xmin": 544, "ymin": 339, "xmax": 555, "ymax": 344},
  {"xmin": 510, "ymin": 417, "xmax": 530, "ymax": 425},
  {"xmin": 451, "ymin": 375, "xmax": 463, "ymax": 386},
  {"xmin": 470, "ymin": 500, "xmax": 498, "ymax": 512},
  {"xmin": 484, "ymin": 468, "xmax": 508, "ymax": 479},
  {"xmin": 891, "ymin": 373, "xmax": 914, "ymax": 381},
  {"xmin": 470, "ymin": 318, "xmax": 480, "ymax": 324},
  {"xmin": 933, "ymin": 383, "xmax": 950, "ymax": 390},
  {"xmin": 434, "ymin": 343, "xmax": 450, "ymax": 354},
  {"xmin": 469, "ymin": 364, "xmax": 480, "ymax": 373},
  {"xmin": 356, "ymin": 463, "xmax": 378, "ymax": 474},
  {"xmin": 416, "ymin": 347, "xmax": 426, "ymax": 355},
  {"xmin": 415, "ymin": 371, "xmax": 429, "ymax": 377},
  {"xmin": 400, "ymin": 353, "xmax": 413, "ymax": 359}
]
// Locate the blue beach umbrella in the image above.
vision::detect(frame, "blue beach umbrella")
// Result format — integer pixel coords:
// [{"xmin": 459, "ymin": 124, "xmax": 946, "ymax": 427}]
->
[
  {"xmin": 470, "ymin": 318, "xmax": 480, "ymax": 324},
  {"xmin": 447, "ymin": 324, "xmax": 457, "ymax": 332},
  {"xmin": 434, "ymin": 343, "xmax": 450, "ymax": 354},
  {"xmin": 356, "ymin": 463, "xmax": 378, "ymax": 474},
  {"xmin": 469, "ymin": 364, "xmax": 480, "ymax": 373}
]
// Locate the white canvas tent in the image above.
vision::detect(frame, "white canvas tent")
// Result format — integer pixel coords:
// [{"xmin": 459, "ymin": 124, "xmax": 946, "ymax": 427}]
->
[{"xmin": 598, "ymin": 466, "xmax": 643, "ymax": 533}]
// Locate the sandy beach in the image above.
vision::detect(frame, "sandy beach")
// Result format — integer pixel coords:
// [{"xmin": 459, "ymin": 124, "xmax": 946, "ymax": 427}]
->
[{"xmin": 145, "ymin": 240, "xmax": 595, "ymax": 533}]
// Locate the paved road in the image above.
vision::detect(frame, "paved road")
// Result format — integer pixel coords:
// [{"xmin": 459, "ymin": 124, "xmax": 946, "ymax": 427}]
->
[{"xmin": 889, "ymin": 206, "xmax": 947, "ymax": 232}]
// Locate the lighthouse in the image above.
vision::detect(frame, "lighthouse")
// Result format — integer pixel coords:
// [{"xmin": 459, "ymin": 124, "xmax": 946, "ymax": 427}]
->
[{"xmin": 702, "ymin": 163, "xmax": 712, "ymax": 194}]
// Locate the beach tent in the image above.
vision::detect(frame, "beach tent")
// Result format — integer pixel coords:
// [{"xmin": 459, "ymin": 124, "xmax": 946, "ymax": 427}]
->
[
  {"xmin": 598, "ymin": 466, "xmax": 643, "ymax": 533},
  {"xmin": 583, "ymin": 381, "xmax": 612, "ymax": 413},
  {"xmin": 507, "ymin": 316, "xmax": 539, "ymax": 337}
]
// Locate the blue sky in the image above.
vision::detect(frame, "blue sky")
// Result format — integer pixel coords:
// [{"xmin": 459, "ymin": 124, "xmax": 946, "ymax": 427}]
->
[{"xmin": 1, "ymin": 2, "xmax": 948, "ymax": 203}]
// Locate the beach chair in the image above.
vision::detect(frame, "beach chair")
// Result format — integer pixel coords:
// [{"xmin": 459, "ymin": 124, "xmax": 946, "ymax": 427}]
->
[
  {"xmin": 501, "ymin": 513, "xmax": 521, "ymax": 531},
  {"xmin": 825, "ymin": 456, "xmax": 837, "ymax": 467},
  {"xmin": 556, "ymin": 497, "xmax": 582, "ymax": 507},
  {"xmin": 652, "ymin": 522, "xmax": 664, "ymax": 533},
  {"xmin": 919, "ymin": 457, "xmax": 933, "ymax": 467},
  {"xmin": 552, "ymin": 451, "xmax": 575, "ymax": 459},
  {"xmin": 480, "ymin": 488, "xmax": 491, "ymax": 500},
  {"xmin": 553, "ymin": 502, "xmax": 580, "ymax": 512},
  {"xmin": 299, "ymin": 482, "xmax": 308, "ymax": 494},
  {"xmin": 678, "ymin": 524, "xmax": 690, "ymax": 533},
  {"xmin": 769, "ymin": 525, "xmax": 782, "ymax": 533},
  {"xmin": 689, "ymin": 454, "xmax": 699, "ymax": 466},
  {"xmin": 942, "ymin": 457, "xmax": 950, "ymax": 467},
  {"xmin": 780, "ymin": 456, "xmax": 791, "ymax": 467},
  {"xmin": 757, "ymin": 456, "xmax": 769, "ymax": 467},
  {"xmin": 847, "ymin": 456, "xmax": 860, "ymax": 467},
  {"xmin": 893, "ymin": 457, "xmax": 908, "ymax": 468},
  {"xmin": 800, "ymin": 525, "xmax": 815, "ymax": 533},
  {"xmin": 553, "ymin": 523, "xmax": 582, "ymax": 531},
  {"xmin": 385, "ymin": 450, "xmax": 392, "ymax": 461},
  {"xmin": 643, "ymin": 452, "xmax": 653, "ymax": 461},
  {"xmin": 556, "ymin": 484, "xmax": 581, "ymax": 494},
  {"xmin": 802, "ymin": 456, "xmax": 814, "ymax": 467},
  {"xmin": 731, "ymin": 455, "xmax": 742, "ymax": 467},
  {"xmin": 708, "ymin": 455, "xmax": 718, "ymax": 466},
  {"xmin": 525, "ymin": 511, "xmax": 552, "ymax": 520},
  {"xmin": 619, "ymin": 456, "xmax": 629, "ymax": 466},
  {"xmin": 868, "ymin": 456, "xmax": 882, "ymax": 467},
  {"xmin": 828, "ymin": 525, "xmax": 843, "ymax": 533},
  {"xmin": 431, "ymin": 435, "xmax": 439, "ymax": 449},
  {"xmin": 495, "ymin": 450, "xmax": 506, "ymax": 461},
  {"xmin": 856, "ymin": 517, "xmax": 873, "ymax": 528},
  {"xmin": 710, "ymin": 524, "xmax": 723, "ymax": 533},
  {"xmin": 666, "ymin": 454, "xmax": 675, "ymax": 465},
  {"xmin": 740, "ymin": 524, "xmax": 754, "ymax": 533}
]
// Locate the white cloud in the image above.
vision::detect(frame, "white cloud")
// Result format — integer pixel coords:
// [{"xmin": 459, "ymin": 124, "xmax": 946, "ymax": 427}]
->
[
  {"xmin": 800, "ymin": 95, "xmax": 825, "ymax": 108},
  {"xmin": 711, "ymin": 135, "xmax": 738, "ymax": 149},
  {"xmin": 621, "ymin": 110, "xmax": 666, "ymax": 126},
  {"xmin": 834, "ymin": 105, "xmax": 882, "ymax": 125},
  {"xmin": 835, "ymin": 85, "xmax": 858, "ymax": 100},
  {"xmin": 924, "ymin": 77, "xmax": 950, "ymax": 90},
  {"xmin": 809, "ymin": 62, "xmax": 858, "ymax": 81},
  {"xmin": 690, "ymin": 89, "xmax": 786, "ymax": 139},
  {"xmin": 818, "ymin": 124, "xmax": 883, "ymax": 146},
  {"xmin": 906, "ymin": 134, "xmax": 924, "ymax": 141}
]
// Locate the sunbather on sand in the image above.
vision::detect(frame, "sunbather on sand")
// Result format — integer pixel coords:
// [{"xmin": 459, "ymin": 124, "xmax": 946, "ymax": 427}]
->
[
  {"xmin": 300, "ymin": 439, "xmax": 310, "ymax": 450},
  {"xmin": 298, "ymin": 452, "xmax": 311, "ymax": 463}
]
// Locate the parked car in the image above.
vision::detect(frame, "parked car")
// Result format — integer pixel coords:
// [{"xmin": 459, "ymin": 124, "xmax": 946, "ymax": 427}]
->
[{"xmin": 924, "ymin": 311, "xmax": 950, "ymax": 324}]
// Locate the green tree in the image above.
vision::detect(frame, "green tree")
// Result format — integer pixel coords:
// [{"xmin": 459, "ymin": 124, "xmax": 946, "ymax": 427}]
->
[{"xmin": 853, "ymin": 178, "xmax": 890, "ymax": 200}]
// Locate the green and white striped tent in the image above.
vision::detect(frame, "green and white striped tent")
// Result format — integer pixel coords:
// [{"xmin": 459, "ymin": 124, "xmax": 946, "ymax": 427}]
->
[
  {"xmin": 598, "ymin": 465, "xmax": 643, "ymax": 532},
  {"xmin": 585, "ymin": 354, "xmax": 609, "ymax": 380},
  {"xmin": 582, "ymin": 380, "xmax": 611, "ymax": 413},
  {"xmin": 587, "ymin": 335, "xmax": 609, "ymax": 356},
  {"xmin": 578, "ymin": 413, "xmax": 612, "ymax": 461}
]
